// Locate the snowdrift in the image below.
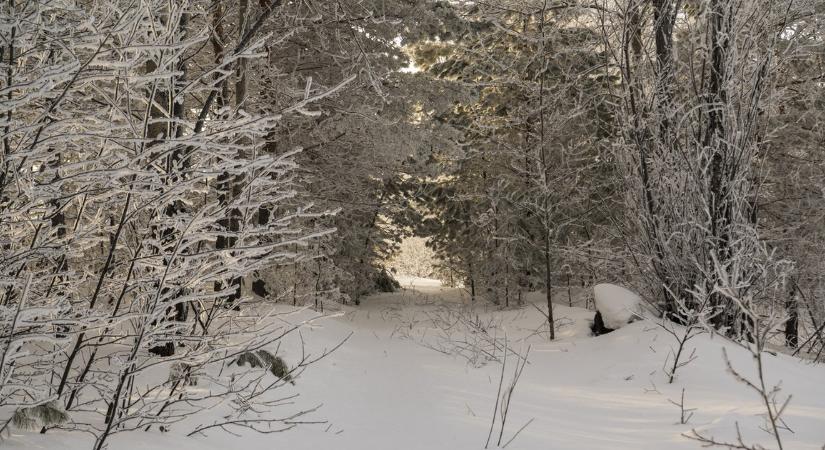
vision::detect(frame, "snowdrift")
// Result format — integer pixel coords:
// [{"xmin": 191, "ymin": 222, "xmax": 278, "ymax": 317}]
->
[{"xmin": 593, "ymin": 283, "xmax": 645, "ymax": 330}]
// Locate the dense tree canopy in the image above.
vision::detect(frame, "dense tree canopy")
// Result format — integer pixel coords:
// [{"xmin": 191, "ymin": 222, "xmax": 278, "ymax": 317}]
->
[{"xmin": 1, "ymin": 0, "xmax": 824, "ymax": 446}]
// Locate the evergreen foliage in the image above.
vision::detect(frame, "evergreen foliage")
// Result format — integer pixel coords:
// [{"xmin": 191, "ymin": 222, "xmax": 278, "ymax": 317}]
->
[{"xmin": 400, "ymin": 3, "xmax": 620, "ymax": 309}]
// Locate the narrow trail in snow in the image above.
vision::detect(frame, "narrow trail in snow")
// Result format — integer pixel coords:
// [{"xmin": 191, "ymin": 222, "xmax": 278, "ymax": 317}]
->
[{"xmin": 260, "ymin": 278, "xmax": 825, "ymax": 450}]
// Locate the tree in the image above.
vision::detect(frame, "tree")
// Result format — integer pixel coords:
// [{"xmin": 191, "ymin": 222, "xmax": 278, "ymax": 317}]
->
[
  {"xmin": 0, "ymin": 0, "xmax": 346, "ymax": 444},
  {"xmin": 409, "ymin": 1, "xmax": 617, "ymax": 332},
  {"xmin": 235, "ymin": 0, "xmax": 453, "ymax": 304},
  {"xmin": 605, "ymin": 0, "xmax": 805, "ymax": 337}
]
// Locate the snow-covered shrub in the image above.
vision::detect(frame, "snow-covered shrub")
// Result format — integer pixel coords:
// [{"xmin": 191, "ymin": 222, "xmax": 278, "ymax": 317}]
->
[
  {"xmin": 374, "ymin": 268, "xmax": 401, "ymax": 293},
  {"xmin": 0, "ymin": 1, "xmax": 353, "ymax": 447},
  {"xmin": 235, "ymin": 350, "xmax": 294, "ymax": 385},
  {"xmin": 388, "ymin": 237, "xmax": 438, "ymax": 278},
  {"xmin": 592, "ymin": 284, "xmax": 644, "ymax": 331},
  {"xmin": 10, "ymin": 402, "xmax": 69, "ymax": 431}
]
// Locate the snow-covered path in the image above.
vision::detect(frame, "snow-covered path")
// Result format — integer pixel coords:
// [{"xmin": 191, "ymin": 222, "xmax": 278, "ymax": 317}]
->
[
  {"xmin": 220, "ymin": 278, "xmax": 825, "ymax": 450},
  {"xmin": 8, "ymin": 278, "xmax": 825, "ymax": 449}
]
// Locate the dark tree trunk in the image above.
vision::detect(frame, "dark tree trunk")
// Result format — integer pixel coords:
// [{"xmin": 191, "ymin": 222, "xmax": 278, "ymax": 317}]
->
[
  {"xmin": 785, "ymin": 289, "xmax": 799, "ymax": 349},
  {"xmin": 545, "ymin": 236, "xmax": 555, "ymax": 340},
  {"xmin": 150, "ymin": 10, "xmax": 191, "ymax": 357}
]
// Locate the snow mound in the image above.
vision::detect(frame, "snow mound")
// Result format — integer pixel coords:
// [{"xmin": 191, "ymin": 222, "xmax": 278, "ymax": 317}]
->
[{"xmin": 593, "ymin": 283, "xmax": 643, "ymax": 330}]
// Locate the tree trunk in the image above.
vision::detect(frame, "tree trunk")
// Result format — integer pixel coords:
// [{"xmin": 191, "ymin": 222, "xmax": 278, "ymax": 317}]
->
[
  {"xmin": 545, "ymin": 234, "xmax": 555, "ymax": 340},
  {"xmin": 785, "ymin": 285, "xmax": 799, "ymax": 349}
]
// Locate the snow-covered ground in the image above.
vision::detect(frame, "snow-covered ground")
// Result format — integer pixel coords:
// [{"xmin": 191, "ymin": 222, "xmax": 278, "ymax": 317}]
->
[{"xmin": 7, "ymin": 277, "xmax": 825, "ymax": 449}]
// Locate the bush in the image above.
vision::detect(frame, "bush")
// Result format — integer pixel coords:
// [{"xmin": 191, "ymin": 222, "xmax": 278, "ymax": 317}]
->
[
  {"xmin": 374, "ymin": 269, "xmax": 401, "ymax": 293},
  {"xmin": 235, "ymin": 350, "xmax": 294, "ymax": 384},
  {"xmin": 11, "ymin": 402, "xmax": 69, "ymax": 431}
]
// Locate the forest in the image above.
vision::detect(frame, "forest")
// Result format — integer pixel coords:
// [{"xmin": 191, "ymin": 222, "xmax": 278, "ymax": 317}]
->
[{"xmin": 1, "ymin": 1, "xmax": 824, "ymax": 449}]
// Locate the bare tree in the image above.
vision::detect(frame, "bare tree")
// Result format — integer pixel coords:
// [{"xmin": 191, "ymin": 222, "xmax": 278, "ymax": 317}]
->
[
  {"xmin": 603, "ymin": 0, "xmax": 807, "ymax": 338},
  {"xmin": 0, "ymin": 0, "xmax": 352, "ymax": 445}
]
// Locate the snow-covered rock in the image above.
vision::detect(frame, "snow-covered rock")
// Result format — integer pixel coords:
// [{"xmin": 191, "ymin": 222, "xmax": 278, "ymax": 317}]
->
[{"xmin": 593, "ymin": 283, "xmax": 643, "ymax": 330}]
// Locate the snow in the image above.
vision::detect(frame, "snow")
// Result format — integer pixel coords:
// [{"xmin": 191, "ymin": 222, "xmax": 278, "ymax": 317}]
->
[
  {"xmin": 6, "ymin": 279, "xmax": 825, "ymax": 450},
  {"xmin": 593, "ymin": 283, "xmax": 644, "ymax": 330},
  {"xmin": 395, "ymin": 274, "xmax": 447, "ymax": 291}
]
